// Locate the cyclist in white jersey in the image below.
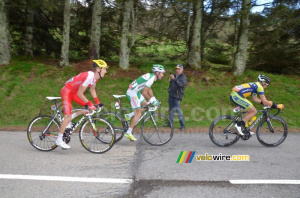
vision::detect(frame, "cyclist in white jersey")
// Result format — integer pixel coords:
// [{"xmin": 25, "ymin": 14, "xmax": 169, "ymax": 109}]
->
[{"xmin": 124, "ymin": 64, "xmax": 166, "ymax": 141}]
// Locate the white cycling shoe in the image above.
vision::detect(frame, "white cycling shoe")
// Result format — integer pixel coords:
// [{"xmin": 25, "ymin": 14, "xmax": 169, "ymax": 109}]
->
[
  {"xmin": 234, "ymin": 124, "xmax": 245, "ymax": 136},
  {"xmin": 56, "ymin": 139, "xmax": 71, "ymax": 149}
]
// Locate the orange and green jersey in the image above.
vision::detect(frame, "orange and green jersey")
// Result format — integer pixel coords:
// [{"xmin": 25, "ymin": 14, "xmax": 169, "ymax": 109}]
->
[{"xmin": 232, "ymin": 82, "xmax": 264, "ymax": 98}]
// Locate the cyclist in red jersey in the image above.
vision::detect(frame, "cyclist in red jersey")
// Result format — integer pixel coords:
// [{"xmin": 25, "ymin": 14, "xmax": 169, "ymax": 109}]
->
[{"xmin": 56, "ymin": 59, "xmax": 108, "ymax": 149}]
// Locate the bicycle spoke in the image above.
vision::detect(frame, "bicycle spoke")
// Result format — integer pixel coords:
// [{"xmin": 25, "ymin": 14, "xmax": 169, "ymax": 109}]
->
[
  {"xmin": 209, "ymin": 115, "xmax": 240, "ymax": 147},
  {"xmin": 27, "ymin": 116, "xmax": 59, "ymax": 151},
  {"xmin": 257, "ymin": 116, "xmax": 288, "ymax": 147},
  {"xmin": 142, "ymin": 113, "xmax": 174, "ymax": 146},
  {"xmin": 79, "ymin": 117, "xmax": 115, "ymax": 154}
]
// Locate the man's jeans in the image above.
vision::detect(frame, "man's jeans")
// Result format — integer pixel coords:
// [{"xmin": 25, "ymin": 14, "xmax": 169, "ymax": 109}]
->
[{"xmin": 168, "ymin": 96, "xmax": 185, "ymax": 128}]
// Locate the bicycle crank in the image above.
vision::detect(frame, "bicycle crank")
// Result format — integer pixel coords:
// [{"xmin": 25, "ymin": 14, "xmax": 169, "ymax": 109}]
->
[{"xmin": 63, "ymin": 129, "xmax": 72, "ymax": 144}]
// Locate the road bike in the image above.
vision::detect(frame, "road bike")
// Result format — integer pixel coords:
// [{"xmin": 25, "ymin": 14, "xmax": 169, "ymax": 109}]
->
[
  {"xmin": 209, "ymin": 106, "xmax": 288, "ymax": 147},
  {"xmin": 99, "ymin": 95, "xmax": 174, "ymax": 146},
  {"xmin": 27, "ymin": 97, "xmax": 115, "ymax": 154}
]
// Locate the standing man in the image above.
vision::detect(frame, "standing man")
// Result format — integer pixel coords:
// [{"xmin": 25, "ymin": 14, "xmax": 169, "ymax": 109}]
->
[{"xmin": 168, "ymin": 64, "xmax": 187, "ymax": 131}]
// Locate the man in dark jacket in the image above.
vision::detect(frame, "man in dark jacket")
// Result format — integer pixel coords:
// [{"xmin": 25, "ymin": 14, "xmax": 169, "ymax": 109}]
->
[{"xmin": 168, "ymin": 64, "xmax": 187, "ymax": 131}]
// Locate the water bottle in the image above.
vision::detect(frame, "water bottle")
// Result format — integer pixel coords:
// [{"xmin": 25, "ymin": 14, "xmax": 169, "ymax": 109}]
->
[
  {"xmin": 248, "ymin": 116, "xmax": 257, "ymax": 126},
  {"xmin": 115, "ymin": 102, "xmax": 120, "ymax": 109}
]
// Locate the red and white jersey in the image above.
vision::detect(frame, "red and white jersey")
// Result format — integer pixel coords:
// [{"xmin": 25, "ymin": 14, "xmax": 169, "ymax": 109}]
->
[{"xmin": 64, "ymin": 71, "xmax": 98, "ymax": 92}]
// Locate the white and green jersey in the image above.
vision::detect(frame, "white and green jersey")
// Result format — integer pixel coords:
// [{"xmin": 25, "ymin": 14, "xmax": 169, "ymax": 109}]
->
[{"xmin": 128, "ymin": 73, "xmax": 156, "ymax": 93}]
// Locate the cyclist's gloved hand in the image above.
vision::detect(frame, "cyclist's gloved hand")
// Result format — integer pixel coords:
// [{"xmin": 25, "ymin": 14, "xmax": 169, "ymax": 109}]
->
[
  {"xmin": 277, "ymin": 104, "xmax": 284, "ymax": 110},
  {"xmin": 85, "ymin": 101, "xmax": 96, "ymax": 111},
  {"xmin": 149, "ymin": 96, "xmax": 156, "ymax": 104},
  {"xmin": 153, "ymin": 100, "xmax": 160, "ymax": 106},
  {"xmin": 149, "ymin": 97, "xmax": 159, "ymax": 106}
]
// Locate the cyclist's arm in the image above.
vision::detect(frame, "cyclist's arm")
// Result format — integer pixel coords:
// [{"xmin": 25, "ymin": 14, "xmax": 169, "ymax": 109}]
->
[
  {"xmin": 252, "ymin": 95, "xmax": 261, "ymax": 103},
  {"xmin": 142, "ymin": 87, "xmax": 153, "ymax": 101},
  {"xmin": 90, "ymin": 83, "xmax": 97, "ymax": 98},
  {"xmin": 77, "ymin": 85, "xmax": 89, "ymax": 103},
  {"xmin": 259, "ymin": 95, "xmax": 273, "ymax": 106}
]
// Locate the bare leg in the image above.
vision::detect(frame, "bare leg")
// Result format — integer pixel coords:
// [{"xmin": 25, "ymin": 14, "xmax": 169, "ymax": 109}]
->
[
  {"xmin": 243, "ymin": 106, "xmax": 257, "ymax": 123},
  {"xmin": 129, "ymin": 100, "xmax": 147, "ymax": 129},
  {"xmin": 59, "ymin": 114, "xmax": 72, "ymax": 134}
]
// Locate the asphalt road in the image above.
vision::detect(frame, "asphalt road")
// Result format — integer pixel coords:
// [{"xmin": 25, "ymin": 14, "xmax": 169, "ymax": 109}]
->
[{"xmin": 0, "ymin": 131, "xmax": 299, "ymax": 198}]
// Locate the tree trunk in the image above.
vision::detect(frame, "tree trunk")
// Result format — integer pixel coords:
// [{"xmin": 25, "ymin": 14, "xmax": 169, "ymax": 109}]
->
[
  {"xmin": 186, "ymin": 2, "xmax": 192, "ymax": 46},
  {"xmin": 0, "ymin": 0, "xmax": 10, "ymax": 65},
  {"xmin": 129, "ymin": 0, "xmax": 138, "ymax": 49},
  {"xmin": 231, "ymin": 0, "xmax": 240, "ymax": 67},
  {"xmin": 89, "ymin": 0, "xmax": 102, "ymax": 59},
  {"xmin": 200, "ymin": 0, "xmax": 205, "ymax": 60},
  {"xmin": 60, "ymin": 0, "xmax": 71, "ymax": 67},
  {"xmin": 233, "ymin": 0, "xmax": 251, "ymax": 76},
  {"xmin": 159, "ymin": 0, "xmax": 165, "ymax": 38},
  {"xmin": 25, "ymin": 0, "xmax": 34, "ymax": 57},
  {"xmin": 187, "ymin": 0, "xmax": 202, "ymax": 70},
  {"xmin": 119, "ymin": 0, "xmax": 133, "ymax": 70}
]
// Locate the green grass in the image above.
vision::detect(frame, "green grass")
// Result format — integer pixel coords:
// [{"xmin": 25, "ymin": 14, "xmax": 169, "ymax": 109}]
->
[{"xmin": 0, "ymin": 60, "xmax": 299, "ymax": 129}]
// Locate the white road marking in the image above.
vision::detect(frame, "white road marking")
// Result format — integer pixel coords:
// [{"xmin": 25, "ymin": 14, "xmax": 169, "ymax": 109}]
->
[
  {"xmin": 0, "ymin": 174, "xmax": 133, "ymax": 184},
  {"xmin": 230, "ymin": 180, "xmax": 300, "ymax": 185}
]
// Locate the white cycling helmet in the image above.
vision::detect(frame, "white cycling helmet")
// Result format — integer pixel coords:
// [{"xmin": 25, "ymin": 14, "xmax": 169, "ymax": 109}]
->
[
  {"xmin": 258, "ymin": 74, "xmax": 271, "ymax": 84},
  {"xmin": 152, "ymin": 64, "xmax": 166, "ymax": 73}
]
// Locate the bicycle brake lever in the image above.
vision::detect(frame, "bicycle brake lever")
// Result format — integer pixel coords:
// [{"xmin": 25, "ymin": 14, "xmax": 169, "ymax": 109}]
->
[{"xmin": 97, "ymin": 107, "xmax": 102, "ymax": 113}]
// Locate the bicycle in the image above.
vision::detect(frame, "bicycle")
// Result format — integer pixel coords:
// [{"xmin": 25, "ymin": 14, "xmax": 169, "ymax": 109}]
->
[
  {"xmin": 99, "ymin": 95, "xmax": 174, "ymax": 146},
  {"xmin": 209, "ymin": 106, "xmax": 288, "ymax": 147},
  {"xmin": 27, "ymin": 97, "xmax": 116, "ymax": 154}
]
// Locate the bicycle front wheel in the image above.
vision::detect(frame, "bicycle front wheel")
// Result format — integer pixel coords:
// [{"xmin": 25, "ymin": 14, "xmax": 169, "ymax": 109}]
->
[
  {"xmin": 79, "ymin": 117, "xmax": 115, "ymax": 154},
  {"xmin": 27, "ymin": 115, "xmax": 59, "ymax": 151},
  {"xmin": 209, "ymin": 115, "xmax": 240, "ymax": 147},
  {"xmin": 141, "ymin": 113, "xmax": 174, "ymax": 146},
  {"xmin": 256, "ymin": 116, "xmax": 288, "ymax": 147}
]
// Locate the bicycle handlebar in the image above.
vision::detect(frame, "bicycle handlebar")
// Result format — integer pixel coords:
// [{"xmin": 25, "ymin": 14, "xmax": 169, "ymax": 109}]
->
[
  {"xmin": 142, "ymin": 102, "xmax": 161, "ymax": 112},
  {"xmin": 273, "ymin": 109, "xmax": 281, "ymax": 116},
  {"xmin": 85, "ymin": 106, "xmax": 103, "ymax": 116},
  {"xmin": 261, "ymin": 106, "xmax": 282, "ymax": 116}
]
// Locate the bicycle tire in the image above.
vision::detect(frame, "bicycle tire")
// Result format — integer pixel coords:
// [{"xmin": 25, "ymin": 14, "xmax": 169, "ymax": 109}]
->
[
  {"xmin": 209, "ymin": 115, "xmax": 240, "ymax": 147},
  {"xmin": 79, "ymin": 117, "xmax": 116, "ymax": 154},
  {"xmin": 99, "ymin": 112, "xmax": 125, "ymax": 143},
  {"xmin": 141, "ymin": 113, "xmax": 174, "ymax": 146},
  {"xmin": 27, "ymin": 115, "xmax": 60, "ymax": 151},
  {"xmin": 256, "ymin": 116, "xmax": 288, "ymax": 147}
]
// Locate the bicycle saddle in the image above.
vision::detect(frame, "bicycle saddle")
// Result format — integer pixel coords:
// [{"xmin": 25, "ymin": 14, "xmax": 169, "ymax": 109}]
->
[
  {"xmin": 46, "ymin": 97, "xmax": 62, "ymax": 100},
  {"xmin": 113, "ymin": 95, "xmax": 126, "ymax": 99}
]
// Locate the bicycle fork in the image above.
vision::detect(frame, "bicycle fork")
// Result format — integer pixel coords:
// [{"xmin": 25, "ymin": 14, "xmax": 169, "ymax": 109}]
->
[
  {"xmin": 266, "ymin": 116, "xmax": 275, "ymax": 133},
  {"xmin": 87, "ymin": 116, "xmax": 98, "ymax": 137}
]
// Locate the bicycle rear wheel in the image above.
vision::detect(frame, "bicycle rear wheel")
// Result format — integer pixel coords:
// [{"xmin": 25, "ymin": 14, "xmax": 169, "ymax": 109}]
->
[
  {"xmin": 141, "ymin": 113, "xmax": 174, "ymax": 146},
  {"xmin": 79, "ymin": 117, "xmax": 115, "ymax": 154},
  {"xmin": 256, "ymin": 116, "xmax": 288, "ymax": 147},
  {"xmin": 99, "ymin": 112, "xmax": 125, "ymax": 143},
  {"xmin": 27, "ymin": 115, "xmax": 59, "ymax": 151},
  {"xmin": 209, "ymin": 115, "xmax": 240, "ymax": 147}
]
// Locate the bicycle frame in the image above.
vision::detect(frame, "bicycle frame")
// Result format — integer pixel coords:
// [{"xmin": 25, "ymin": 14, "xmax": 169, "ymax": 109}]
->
[
  {"xmin": 43, "ymin": 99, "xmax": 101, "ymax": 137},
  {"xmin": 114, "ymin": 97, "xmax": 159, "ymax": 131},
  {"xmin": 132, "ymin": 106, "xmax": 159, "ymax": 129},
  {"xmin": 231, "ymin": 106, "xmax": 280, "ymax": 133}
]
